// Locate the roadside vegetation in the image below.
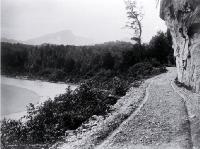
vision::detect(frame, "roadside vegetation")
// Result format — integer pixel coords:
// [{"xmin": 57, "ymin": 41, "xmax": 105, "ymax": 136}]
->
[
  {"xmin": 1, "ymin": 31, "xmax": 175, "ymax": 148},
  {"xmin": 2, "ymin": 31, "xmax": 174, "ymax": 83}
]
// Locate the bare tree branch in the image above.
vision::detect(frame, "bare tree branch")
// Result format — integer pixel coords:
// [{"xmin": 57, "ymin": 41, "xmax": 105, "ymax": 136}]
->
[{"xmin": 124, "ymin": 0, "xmax": 143, "ymax": 45}]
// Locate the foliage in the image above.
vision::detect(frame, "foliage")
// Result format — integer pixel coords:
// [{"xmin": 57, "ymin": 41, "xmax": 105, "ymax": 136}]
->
[
  {"xmin": 125, "ymin": 0, "xmax": 143, "ymax": 45},
  {"xmin": 128, "ymin": 61, "xmax": 167, "ymax": 78},
  {"xmin": 1, "ymin": 83, "xmax": 117, "ymax": 147},
  {"xmin": 1, "ymin": 32, "xmax": 174, "ymax": 82},
  {"xmin": 1, "ymin": 31, "xmax": 174, "ymax": 147},
  {"xmin": 112, "ymin": 77, "xmax": 129, "ymax": 96},
  {"xmin": 147, "ymin": 30, "xmax": 175, "ymax": 65},
  {"xmin": 128, "ymin": 62, "xmax": 153, "ymax": 78},
  {"xmin": 49, "ymin": 69, "xmax": 66, "ymax": 82}
]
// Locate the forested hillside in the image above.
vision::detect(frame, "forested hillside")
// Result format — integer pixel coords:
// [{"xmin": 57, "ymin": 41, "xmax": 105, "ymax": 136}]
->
[
  {"xmin": 1, "ymin": 31, "xmax": 176, "ymax": 148},
  {"xmin": 2, "ymin": 31, "xmax": 174, "ymax": 83}
]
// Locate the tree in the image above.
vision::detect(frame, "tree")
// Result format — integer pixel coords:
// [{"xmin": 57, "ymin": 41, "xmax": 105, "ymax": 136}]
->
[
  {"xmin": 149, "ymin": 31, "xmax": 174, "ymax": 64},
  {"xmin": 102, "ymin": 52, "xmax": 115, "ymax": 70},
  {"xmin": 125, "ymin": 0, "xmax": 143, "ymax": 46}
]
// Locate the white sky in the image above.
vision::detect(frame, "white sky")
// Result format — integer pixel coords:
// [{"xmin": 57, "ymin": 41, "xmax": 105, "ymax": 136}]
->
[{"xmin": 1, "ymin": 0, "xmax": 167, "ymax": 43}]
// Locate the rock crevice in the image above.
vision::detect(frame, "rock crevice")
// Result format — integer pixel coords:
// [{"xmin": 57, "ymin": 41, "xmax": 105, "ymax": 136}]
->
[{"xmin": 160, "ymin": 0, "xmax": 200, "ymax": 93}]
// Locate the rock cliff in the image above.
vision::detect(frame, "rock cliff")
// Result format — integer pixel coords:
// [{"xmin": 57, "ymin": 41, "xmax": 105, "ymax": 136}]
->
[{"xmin": 160, "ymin": 0, "xmax": 200, "ymax": 93}]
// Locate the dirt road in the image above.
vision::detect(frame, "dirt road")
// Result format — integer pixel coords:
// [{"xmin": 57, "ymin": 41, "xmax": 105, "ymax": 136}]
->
[
  {"xmin": 96, "ymin": 68, "xmax": 193, "ymax": 149},
  {"xmin": 54, "ymin": 68, "xmax": 199, "ymax": 149}
]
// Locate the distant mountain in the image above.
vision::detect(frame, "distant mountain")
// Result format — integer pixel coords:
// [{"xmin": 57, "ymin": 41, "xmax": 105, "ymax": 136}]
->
[
  {"xmin": 1, "ymin": 33, "xmax": 134, "ymax": 46},
  {"xmin": 1, "ymin": 37, "xmax": 21, "ymax": 44},
  {"xmin": 25, "ymin": 30, "xmax": 95, "ymax": 46}
]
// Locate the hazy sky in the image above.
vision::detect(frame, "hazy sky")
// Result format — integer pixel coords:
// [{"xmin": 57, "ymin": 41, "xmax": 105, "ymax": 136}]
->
[{"xmin": 1, "ymin": 0, "xmax": 167, "ymax": 43}]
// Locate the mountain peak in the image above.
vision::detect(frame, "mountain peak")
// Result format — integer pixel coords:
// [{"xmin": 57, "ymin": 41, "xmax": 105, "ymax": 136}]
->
[
  {"xmin": 25, "ymin": 30, "xmax": 94, "ymax": 46},
  {"xmin": 1, "ymin": 37, "xmax": 21, "ymax": 44}
]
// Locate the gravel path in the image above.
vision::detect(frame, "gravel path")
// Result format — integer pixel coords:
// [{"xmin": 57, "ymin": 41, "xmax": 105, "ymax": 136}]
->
[
  {"xmin": 96, "ymin": 67, "xmax": 193, "ymax": 149},
  {"xmin": 171, "ymin": 81, "xmax": 200, "ymax": 149},
  {"xmin": 53, "ymin": 68, "xmax": 199, "ymax": 149}
]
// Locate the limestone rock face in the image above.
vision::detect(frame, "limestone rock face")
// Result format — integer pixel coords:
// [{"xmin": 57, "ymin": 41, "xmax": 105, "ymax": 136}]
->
[{"xmin": 160, "ymin": 0, "xmax": 200, "ymax": 93}]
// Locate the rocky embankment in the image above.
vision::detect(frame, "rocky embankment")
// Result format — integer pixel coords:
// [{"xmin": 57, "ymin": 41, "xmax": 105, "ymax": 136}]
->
[
  {"xmin": 160, "ymin": 0, "xmax": 200, "ymax": 93},
  {"xmin": 51, "ymin": 68, "xmax": 200, "ymax": 149}
]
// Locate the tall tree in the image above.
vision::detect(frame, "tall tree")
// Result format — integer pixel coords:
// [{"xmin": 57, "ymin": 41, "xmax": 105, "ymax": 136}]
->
[{"xmin": 125, "ymin": 0, "xmax": 143, "ymax": 46}]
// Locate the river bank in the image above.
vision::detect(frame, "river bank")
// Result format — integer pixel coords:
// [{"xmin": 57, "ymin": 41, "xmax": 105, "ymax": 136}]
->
[{"xmin": 1, "ymin": 76, "xmax": 77, "ymax": 119}]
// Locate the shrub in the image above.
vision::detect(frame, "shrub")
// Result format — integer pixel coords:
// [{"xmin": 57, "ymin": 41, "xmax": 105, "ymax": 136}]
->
[
  {"xmin": 1, "ymin": 119, "xmax": 26, "ymax": 147},
  {"xmin": 128, "ymin": 62, "xmax": 153, "ymax": 78},
  {"xmin": 150, "ymin": 58, "xmax": 161, "ymax": 67},
  {"xmin": 112, "ymin": 77, "xmax": 129, "ymax": 96},
  {"xmin": 151, "ymin": 66, "xmax": 167, "ymax": 75},
  {"xmin": 49, "ymin": 69, "xmax": 66, "ymax": 82},
  {"xmin": 1, "ymin": 82, "xmax": 117, "ymax": 147},
  {"xmin": 38, "ymin": 69, "xmax": 66, "ymax": 82}
]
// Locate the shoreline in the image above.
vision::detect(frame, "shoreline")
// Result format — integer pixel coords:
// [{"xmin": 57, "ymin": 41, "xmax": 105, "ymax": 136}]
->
[
  {"xmin": 1, "ymin": 76, "xmax": 78, "ymax": 120},
  {"xmin": 1, "ymin": 74, "xmax": 78, "ymax": 86}
]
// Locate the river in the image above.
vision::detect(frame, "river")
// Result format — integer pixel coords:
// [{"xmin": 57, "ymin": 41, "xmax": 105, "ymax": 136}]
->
[{"xmin": 1, "ymin": 76, "xmax": 77, "ymax": 119}]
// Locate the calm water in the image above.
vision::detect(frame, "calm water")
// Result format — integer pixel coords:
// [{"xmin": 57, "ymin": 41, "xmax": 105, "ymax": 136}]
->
[
  {"xmin": 1, "ymin": 76, "xmax": 77, "ymax": 119},
  {"xmin": 1, "ymin": 84, "xmax": 40, "ymax": 115}
]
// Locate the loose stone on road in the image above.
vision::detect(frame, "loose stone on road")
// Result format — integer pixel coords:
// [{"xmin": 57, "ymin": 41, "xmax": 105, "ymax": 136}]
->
[
  {"xmin": 96, "ymin": 68, "xmax": 193, "ymax": 149},
  {"xmin": 55, "ymin": 68, "xmax": 199, "ymax": 149}
]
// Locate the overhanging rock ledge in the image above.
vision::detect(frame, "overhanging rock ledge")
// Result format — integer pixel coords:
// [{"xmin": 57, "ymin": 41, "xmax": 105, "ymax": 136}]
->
[{"xmin": 160, "ymin": 0, "xmax": 200, "ymax": 93}]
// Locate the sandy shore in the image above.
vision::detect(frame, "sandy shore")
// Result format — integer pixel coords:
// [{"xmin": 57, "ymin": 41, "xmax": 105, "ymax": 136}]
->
[{"xmin": 1, "ymin": 76, "xmax": 77, "ymax": 119}]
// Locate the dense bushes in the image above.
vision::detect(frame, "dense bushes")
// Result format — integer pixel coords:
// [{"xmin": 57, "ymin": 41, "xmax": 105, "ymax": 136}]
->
[
  {"xmin": 128, "ymin": 62, "xmax": 167, "ymax": 78},
  {"xmin": 112, "ymin": 77, "xmax": 129, "ymax": 96},
  {"xmin": 128, "ymin": 62, "xmax": 153, "ymax": 78},
  {"xmin": 1, "ymin": 83, "xmax": 118, "ymax": 147},
  {"xmin": 1, "ymin": 31, "xmax": 174, "ymax": 83},
  {"xmin": 1, "ymin": 62, "xmax": 167, "ymax": 147},
  {"xmin": 147, "ymin": 30, "xmax": 175, "ymax": 65},
  {"xmin": 49, "ymin": 69, "xmax": 67, "ymax": 81},
  {"xmin": 1, "ymin": 31, "xmax": 174, "ymax": 147}
]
